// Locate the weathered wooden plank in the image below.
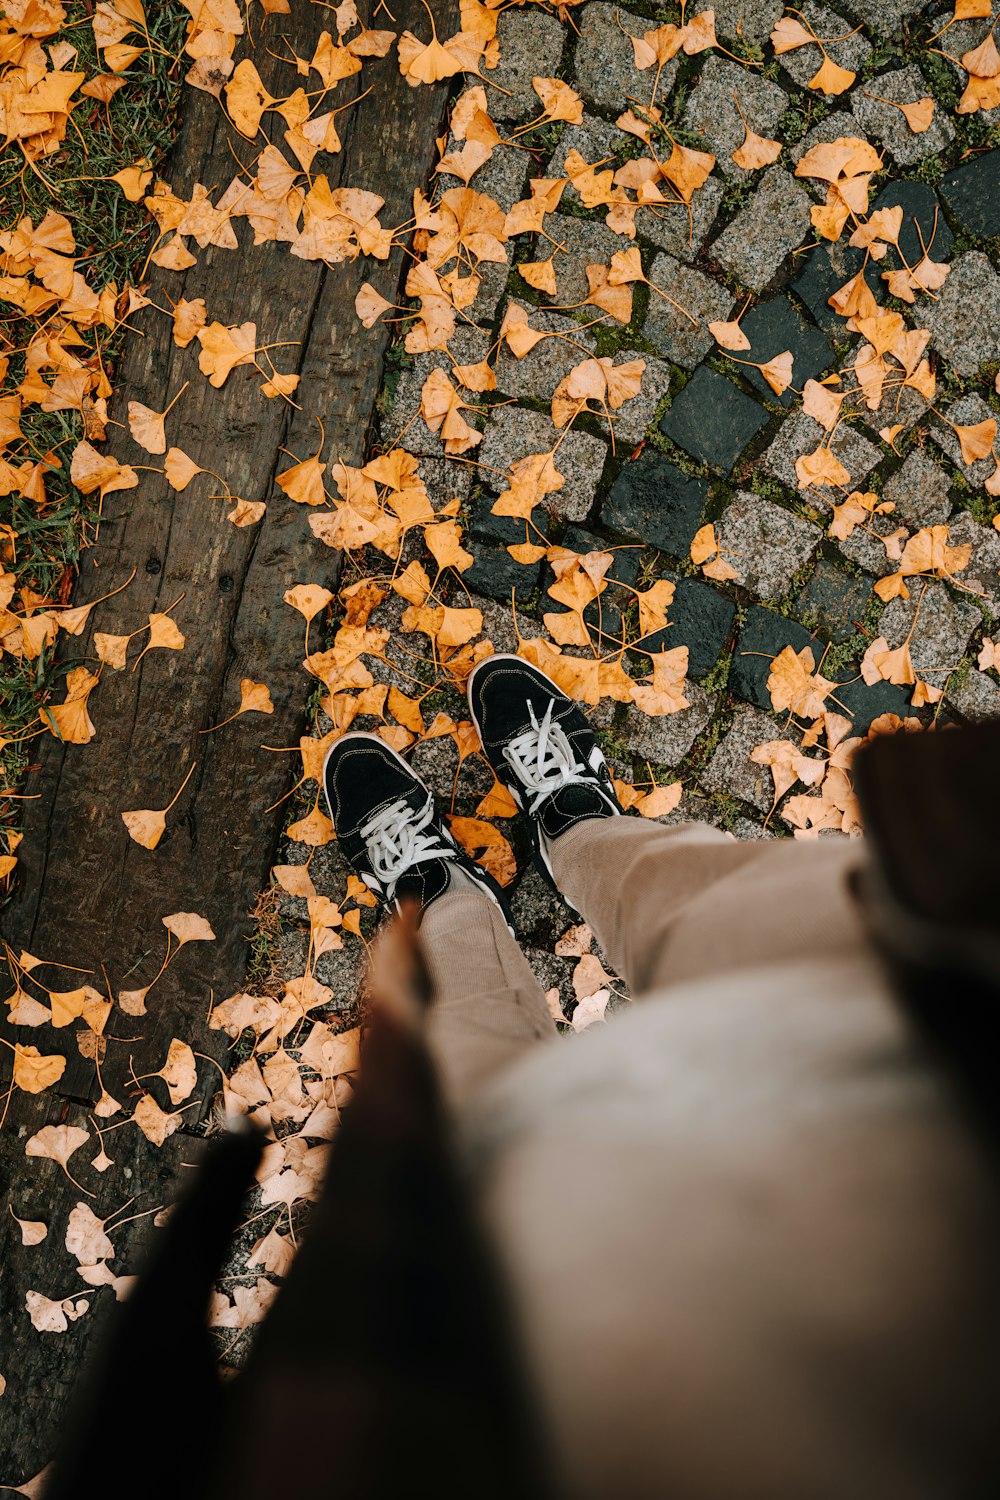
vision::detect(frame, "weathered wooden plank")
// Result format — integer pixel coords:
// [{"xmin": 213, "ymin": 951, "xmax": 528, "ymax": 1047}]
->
[
  {"xmin": 2, "ymin": 0, "xmax": 454, "ymax": 1108},
  {"xmin": 0, "ymin": 9, "xmax": 456, "ymax": 1478},
  {"xmin": 0, "ymin": 1092, "xmax": 202, "ymax": 1480}
]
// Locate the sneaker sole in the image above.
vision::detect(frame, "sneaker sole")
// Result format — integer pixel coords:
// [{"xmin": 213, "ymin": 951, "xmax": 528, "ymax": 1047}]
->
[{"xmin": 321, "ymin": 729, "xmax": 515, "ymax": 931}]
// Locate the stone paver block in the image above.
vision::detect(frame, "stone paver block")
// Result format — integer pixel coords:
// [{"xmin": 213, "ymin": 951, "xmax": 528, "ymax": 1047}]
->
[
  {"xmin": 730, "ymin": 606, "xmax": 818, "ymax": 709},
  {"xmin": 739, "ymin": 294, "xmax": 834, "ymax": 408},
  {"xmin": 494, "ymin": 305, "xmax": 598, "ymax": 402},
  {"xmin": 574, "ymin": 3, "xmax": 675, "ymax": 113},
  {"xmin": 476, "ymin": 596, "xmax": 521, "ymax": 655},
  {"xmin": 778, "ymin": 0, "xmax": 871, "ymax": 88},
  {"xmin": 437, "ymin": 140, "xmax": 529, "ymax": 210},
  {"xmin": 419, "ymin": 455, "xmax": 473, "ymax": 510},
  {"xmin": 683, "ymin": 55, "xmax": 789, "ymax": 180},
  {"xmin": 619, "ymin": 683, "xmax": 716, "ymax": 766},
  {"xmin": 465, "ymin": 544, "xmax": 541, "ymax": 605},
  {"xmin": 946, "ymin": 511, "xmax": 1000, "ymax": 617},
  {"xmin": 855, "ymin": 379, "xmax": 928, "ymax": 439},
  {"xmin": 644, "ymin": 253, "xmax": 734, "ymax": 369},
  {"xmin": 837, "ymin": 0, "xmax": 933, "ymax": 35},
  {"xmin": 797, "ymin": 560, "xmax": 871, "ymax": 644},
  {"xmin": 835, "ymin": 510, "xmax": 900, "ymax": 580},
  {"xmin": 478, "ymin": 405, "xmax": 607, "ymax": 522},
  {"xmin": 709, "ymin": 167, "xmax": 812, "ymax": 292},
  {"xmin": 947, "ymin": 669, "xmax": 1000, "ymax": 723},
  {"xmin": 702, "ymin": 705, "xmax": 787, "ymax": 813},
  {"xmin": 850, "ymin": 65, "xmax": 954, "ymax": 166},
  {"xmin": 661, "ymin": 365, "xmax": 770, "ymax": 470},
  {"xmin": 386, "ymin": 329, "xmax": 491, "ymax": 456},
  {"xmin": 930, "ymin": 395, "xmax": 998, "ymax": 487},
  {"xmin": 602, "ymin": 351, "xmax": 671, "ymax": 444},
  {"xmin": 561, "ymin": 523, "xmax": 642, "ymax": 638},
  {"xmin": 545, "ymin": 115, "xmax": 627, "ymax": 210},
  {"xmin": 691, "ymin": 0, "xmax": 784, "ymax": 46},
  {"xmin": 868, "ymin": 180, "xmax": 954, "ymax": 270},
  {"xmin": 834, "ymin": 675, "xmax": 913, "ymax": 732},
  {"xmin": 602, "ymin": 450, "xmax": 707, "ymax": 557},
  {"xmin": 880, "ymin": 580, "xmax": 980, "ymax": 684},
  {"xmin": 545, "ymin": 212, "xmax": 629, "ymax": 304},
  {"xmin": 926, "ymin": 252, "xmax": 1000, "ymax": 378},
  {"xmin": 641, "ymin": 575, "xmax": 737, "ymax": 678},
  {"xmin": 790, "ymin": 112, "xmax": 864, "ymax": 172},
  {"xmin": 633, "ymin": 176, "xmax": 724, "ymax": 263},
  {"xmin": 762, "ymin": 409, "xmax": 882, "ymax": 494},
  {"xmin": 882, "ymin": 449, "xmax": 952, "ymax": 529},
  {"xmin": 487, "ymin": 10, "xmax": 566, "ymax": 121},
  {"xmin": 792, "ymin": 239, "xmax": 874, "ymax": 336},
  {"xmin": 716, "ymin": 489, "xmax": 821, "ymax": 598},
  {"xmin": 940, "ymin": 149, "xmax": 1000, "ymax": 240}
]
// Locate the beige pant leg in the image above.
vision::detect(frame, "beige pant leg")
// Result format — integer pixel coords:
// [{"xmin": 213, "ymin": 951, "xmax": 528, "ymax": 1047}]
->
[
  {"xmin": 422, "ymin": 884, "xmax": 557, "ymax": 1112},
  {"xmin": 549, "ymin": 818, "xmax": 868, "ymax": 997}
]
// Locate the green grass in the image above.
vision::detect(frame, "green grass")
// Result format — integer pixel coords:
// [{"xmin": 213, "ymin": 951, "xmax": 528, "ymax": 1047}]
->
[{"xmin": 0, "ymin": 2, "xmax": 189, "ymax": 874}]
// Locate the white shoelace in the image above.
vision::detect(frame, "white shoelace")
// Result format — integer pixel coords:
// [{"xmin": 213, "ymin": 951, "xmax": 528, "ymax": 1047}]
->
[
  {"xmin": 503, "ymin": 699, "xmax": 589, "ymax": 813},
  {"xmin": 360, "ymin": 795, "xmax": 455, "ymax": 898}
]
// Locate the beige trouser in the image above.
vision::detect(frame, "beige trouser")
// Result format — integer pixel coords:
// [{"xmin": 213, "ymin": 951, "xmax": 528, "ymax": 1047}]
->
[{"xmin": 423, "ymin": 818, "xmax": 868, "ymax": 1110}]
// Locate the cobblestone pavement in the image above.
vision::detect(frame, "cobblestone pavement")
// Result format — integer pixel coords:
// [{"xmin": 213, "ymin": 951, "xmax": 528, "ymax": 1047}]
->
[{"xmin": 263, "ymin": 0, "xmax": 1000, "ymax": 1018}]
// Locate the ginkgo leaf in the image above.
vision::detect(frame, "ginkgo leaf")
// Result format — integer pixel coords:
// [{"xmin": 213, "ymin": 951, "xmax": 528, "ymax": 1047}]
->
[
  {"xmin": 277, "ymin": 454, "xmax": 327, "ymax": 505},
  {"xmin": 531, "ymin": 76, "xmax": 584, "ymax": 124},
  {"xmin": 65, "ymin": 1202, "xmax": 114, "ymax": 1264},
  {"xmin": 284, "ymin": 584, "xmax": 334, "ymax": 621},
  {"xmin": 758, "ymin": 350, "xmax": 794, "ymax": 395},
  {"xmin": 163, "ymin": 911, "xmax": 217, "ymax": 946},
  {"xmin": 133, "ymin": 1093, "xmax": 182, "ymax": 1147},
  {"xmin": 897, "ymin": 96, "xmax": 935, "ymax": 132},
  {"xmin": 12, "ymin": 1044, "xmax": 66, "ymax": 1095},
  {"xmin": 225, "ymin": 58, "xmax": 277, "ymax": 138},
  {"xmin": 171, "ymin": 296, "xmax": 207, "ymax": 348},
  {"xmin": 709, "ymin": 316, "xmax": 751, "ymax": 352},
  {"xmin": 11, "ymin": 1209, "xmax": 48, "ymax": 1246},
  {"xmin": 955, "ymin": 418, "xmax": 997, "ymax": 465},
  {"xmin": 156, "ymin": 1038, "xmax": 198, "ymax": 1105},
  {"xmin": 355, "ymin": 282, "xmax": 394, "ymax": 326},
  {"xmin": 196, "ymin": 321, "xmax": 257, "ymax": 387},
  {"xmin": 121, "ymin": 809, "xmax": 165, "ymax": 848},
  {"xmin": 808, "ymin": 55, "xmax": 856, "ymax": 96},
  {"xmin": 447, "ymin": 816, "xmax": 516, "ymax": 886},
  {"xmin": 127, "ymin": 401, "xmax": 167, "ymax": 455},
  {"xmin": 732, "ymin": 126, "xmax": 782, "ymax": 171},
  {"xmin": 25, "ymin": 1124, "xmax": 90, "ymax": 1192},
  {"xmin": 163, "ymin": 447, "xmax": 204, "ymax": 491},
  {"xmin": 202, "ymin": 679, "xmax": 274, "ymax": 732}
]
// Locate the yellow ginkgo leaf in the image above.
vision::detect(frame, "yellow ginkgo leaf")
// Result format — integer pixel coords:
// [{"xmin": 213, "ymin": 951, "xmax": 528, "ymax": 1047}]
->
[
  {"xmin": 283, "ymin": 584, "xmax": 334, "ymax": 621},
  {"xmin": 163, "ymin": 447, "xmax": 203, "ymax": 491},
  {"xmin": 808, "ymin": 55, "xmax": 856, "ymax": 96},
  {"xmin": 225, "ymin": 58, "xmax": 278, "ymax": 138},
  {"xmin": 12, "ymin": 1044, "xmax": 66, "ymax": 1095},
  {"xmin": 731, "ymin": 126, "xmax": 782, "ymax": 171},
  {"xmin": 121, "ymin": 762, "xmax": 196, "ymax": 850}
]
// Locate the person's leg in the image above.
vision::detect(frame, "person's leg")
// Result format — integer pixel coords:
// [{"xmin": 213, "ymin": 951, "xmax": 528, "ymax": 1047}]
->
[
  {"xmin": 322, "ymin": 732, "xmax": 556, "ymax": 1113},
  {"xmin": 421, "ymin": 873, "xmax": 557, "ymax": 1111},
  {"xmin": 548, "ymin": 817, "xmax": 863, "ymax": 997},
  {"xmin": 467, "ymin": 654, "xmax": 868, "ymax": 1001}
]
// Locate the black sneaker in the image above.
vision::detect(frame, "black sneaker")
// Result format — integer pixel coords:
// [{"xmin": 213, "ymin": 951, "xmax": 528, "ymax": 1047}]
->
[
  {"xmin": 322, "ymin": 732, "xmax": 513, "ymax": 924},
  {"xmin": 467, "ymin": 654, "xmax": 622, "ymax": 893}
]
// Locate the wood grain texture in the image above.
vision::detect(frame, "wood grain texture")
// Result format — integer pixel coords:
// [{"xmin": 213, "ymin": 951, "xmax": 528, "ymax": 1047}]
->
[
  {"xmin": 0, "ymin": 2, "xmax": 454, "ymax": 1480},
  {"xmin": 2, "ymin": 0, "xmax": 453, "ymax": 1106}
]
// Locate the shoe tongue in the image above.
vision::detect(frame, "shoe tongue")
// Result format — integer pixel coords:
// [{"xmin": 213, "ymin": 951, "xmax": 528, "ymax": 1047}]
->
[{"xmin": 538, "ymin": 782, "xmax": 608, "ymax": 839}]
